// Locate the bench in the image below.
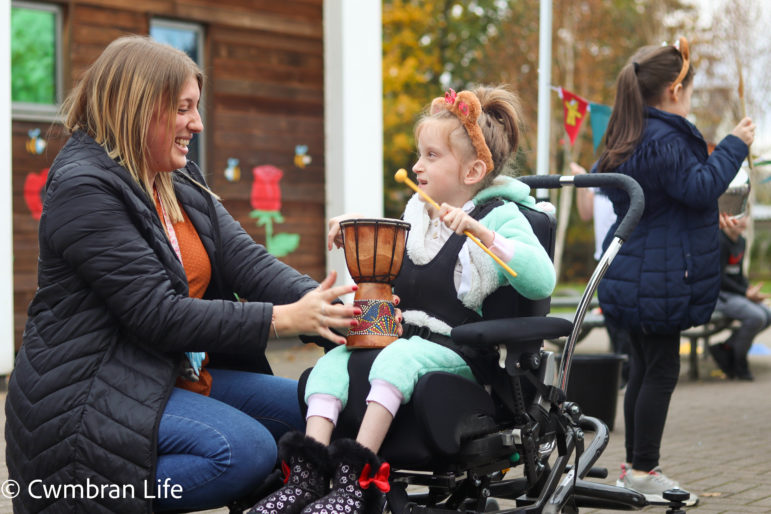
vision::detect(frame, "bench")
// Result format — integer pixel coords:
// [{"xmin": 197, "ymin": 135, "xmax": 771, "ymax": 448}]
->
[
  {"xmin": 681, "ymin": 311, "xmax": 738, "ymax": 380},
  {"xmin": 550, "ymin": 297, "xmax": 738, "ymax": 380},
  {"xmin": 548, "ymin": 297, "xmax": 604, "ymax": 347}
]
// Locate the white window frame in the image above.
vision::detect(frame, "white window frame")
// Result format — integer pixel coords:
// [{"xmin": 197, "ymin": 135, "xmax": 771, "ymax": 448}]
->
[{"xmin": 11, "ymin": 0, "xmax": 63, "ymax": 122}]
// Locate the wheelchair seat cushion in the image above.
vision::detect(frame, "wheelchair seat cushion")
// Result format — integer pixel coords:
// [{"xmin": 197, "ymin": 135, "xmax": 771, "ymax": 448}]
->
[{"xmin": 298, "ymin": 350, "xmax": 496, "ymax": 470}]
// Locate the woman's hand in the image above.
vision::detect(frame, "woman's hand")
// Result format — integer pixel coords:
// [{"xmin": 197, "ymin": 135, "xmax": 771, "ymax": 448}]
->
[
  {"xmin": 272, "ymin": 270, "xmax": 360, "ymax": 345},
  {"xmin": 746, "ymin": 283, "xmax": 769, "ymax": 303},
  {"xmin": 569, "ymin": 162, "xmax": 587, "ymax": 176},
  {"xmin": 327, "ymin": 213, "xmax": 365, "ymax": 250},
  {"xmin": 393, "ymin": 294, "xmax": 403, "ymax": 337},
  {"xmin": 439, "ymin": 203, "xmax": 495, "ymax": 247},
  {"xmin": 732, "ymin": 117, "xmax": 755, "ymax": 146}
]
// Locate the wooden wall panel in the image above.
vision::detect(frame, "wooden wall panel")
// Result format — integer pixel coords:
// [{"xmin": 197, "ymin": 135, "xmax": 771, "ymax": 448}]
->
[
  {"xmin": 11, "ymin": 122, "xmax": 69, "ymax": 348},
  {"xmin": 11, "ymin": 0, "xmax": 326, "ymax": 351}
]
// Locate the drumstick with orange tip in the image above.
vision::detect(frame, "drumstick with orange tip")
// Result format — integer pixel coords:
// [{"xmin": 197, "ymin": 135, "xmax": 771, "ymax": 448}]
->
[{"xmin": 394, "ymin": 169, "xmax": 517, "ymax": 278}]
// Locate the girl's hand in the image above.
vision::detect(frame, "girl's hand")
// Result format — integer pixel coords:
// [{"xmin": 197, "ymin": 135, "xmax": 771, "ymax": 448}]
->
[
  {"xmin": 732, "ymin": 117, "xmax": 756, "ymax": 146},
  {"xmin": 327, "ymin": 213, "xmax": 364, "ymax": 250},
  {"xmin": 272, "ymin": 270, "xmax": 360, "ymax": 345},
  {"xmin": 438, "ymin": 203, "xmax": 495, "ymax": 247},
  {"xmin": 719, "ymin": 212, "xmax": 738, "ymax": 231}
]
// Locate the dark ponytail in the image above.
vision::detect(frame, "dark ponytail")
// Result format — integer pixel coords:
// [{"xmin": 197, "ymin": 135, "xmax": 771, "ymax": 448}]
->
[{"xmin": 597, "ymin": 44, "xmax": 694, "ymax": 173}]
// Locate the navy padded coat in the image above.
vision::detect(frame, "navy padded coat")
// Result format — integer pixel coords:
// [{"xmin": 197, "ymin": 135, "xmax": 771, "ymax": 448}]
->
[
  {"xmin": 5, "ymin": 131, "xmax": 319, "ymax": 513},
  {"xmin": 596, "ymin": 107, "xmax": 748, "ymax": 334}
]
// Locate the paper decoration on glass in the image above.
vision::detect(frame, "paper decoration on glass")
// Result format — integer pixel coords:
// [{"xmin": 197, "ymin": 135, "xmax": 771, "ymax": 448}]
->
[
  {"xmin": 24, "ymin": 168, "xmax": 49, "ymax": 220},
  {"xmin": 224, "ymin": 158, "xmax": 241, "ymax": 182},
  {"xmin": 249, "ymin": 165, "xmax": 300, "ymax": 257},
  {"xmin": 294, "ymin": 145, "xmax": 312, "ymax": 169},
  {"xmin": 26, "ymin": 128, "xmax": 47, "ymax": 155}
]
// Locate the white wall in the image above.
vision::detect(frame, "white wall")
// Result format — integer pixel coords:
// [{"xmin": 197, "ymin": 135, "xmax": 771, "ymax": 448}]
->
[
  {"xmin": 323, "ymin": 1, "xmax": 383, "ymax": 287},
  {"xmin": 1, "ymin": 0, "xmax": 15, "ymax": 374}
]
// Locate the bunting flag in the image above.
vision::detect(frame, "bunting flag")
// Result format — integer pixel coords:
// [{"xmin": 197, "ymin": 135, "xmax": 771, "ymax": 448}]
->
[
  {"xmin": 589, "ymin": 102, "xmax": 612, "ymax": 152},
  {"xmin": 560, "ymin": 88, "xmax": 589, "ymax": 146}
]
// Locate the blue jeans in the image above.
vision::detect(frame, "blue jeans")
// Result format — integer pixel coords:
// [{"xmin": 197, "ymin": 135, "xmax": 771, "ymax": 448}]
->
[
  {"xmin": 716, "ymin": 292, "xmax": 771, "ymax": 360},
  {"xmin": 154, "ymin": 369, "xmax": 304, "ymax": 511}
]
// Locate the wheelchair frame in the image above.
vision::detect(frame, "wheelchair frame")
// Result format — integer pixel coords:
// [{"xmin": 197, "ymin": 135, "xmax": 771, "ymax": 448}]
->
[
  {"xmin": 247, "ymin": 173, "xmax": 697, "ymax": 514},
  {"xmin": 373, "ymin": 173, "xmax": 691, "ymax": 514}
]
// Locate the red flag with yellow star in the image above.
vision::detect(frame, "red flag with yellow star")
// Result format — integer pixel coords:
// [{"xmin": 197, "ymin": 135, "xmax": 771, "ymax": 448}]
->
[{"xmin": 560, "ymin": 88, "xmax": 589, "ymax": 146}]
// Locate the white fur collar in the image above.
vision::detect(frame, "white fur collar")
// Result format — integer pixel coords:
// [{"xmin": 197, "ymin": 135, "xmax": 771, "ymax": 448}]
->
[
  {"xmin": 403, "ymin": 193, "xmax": 434, "ymax": 265},
  {"xmin": 401, "ymin": 192, "xmax": 505, "ymax": 317}
]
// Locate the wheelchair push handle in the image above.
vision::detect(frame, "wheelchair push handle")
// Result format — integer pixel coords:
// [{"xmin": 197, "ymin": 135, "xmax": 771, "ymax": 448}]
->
[{"xmin": 519, "ymin": 172, "xmax": 644, "ymax": 243}]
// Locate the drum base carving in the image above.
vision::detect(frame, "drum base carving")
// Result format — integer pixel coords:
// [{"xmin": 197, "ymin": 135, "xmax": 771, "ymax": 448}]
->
[{"xmin": 346, "ymin": 283, "xmax": 399, "ymax": 349}]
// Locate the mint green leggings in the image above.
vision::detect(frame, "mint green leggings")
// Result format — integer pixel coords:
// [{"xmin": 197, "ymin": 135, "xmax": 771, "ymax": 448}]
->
[{"xmin": 304, "ymin": 336, "xmax": 474, "ymax": 407}]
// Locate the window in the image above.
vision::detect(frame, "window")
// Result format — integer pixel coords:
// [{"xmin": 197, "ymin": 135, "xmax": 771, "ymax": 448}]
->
[
  {"xmin": 151, "ymin": 19, "xmax": 206, "ymax": 171},
  {"xmin": 11, "ymin": 1, "xmax": 62, "ymax": 120}
]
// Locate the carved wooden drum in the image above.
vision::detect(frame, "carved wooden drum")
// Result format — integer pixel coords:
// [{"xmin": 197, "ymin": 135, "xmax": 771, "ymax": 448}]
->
[{"xmin": 339, "ymin": 218, "xmax": 411, "ymax": 348}]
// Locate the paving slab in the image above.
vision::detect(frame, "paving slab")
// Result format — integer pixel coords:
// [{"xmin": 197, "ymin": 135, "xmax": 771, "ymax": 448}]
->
[{"xmin": 2, "ymin": 326, "xmax": 770, "ymax": 513}]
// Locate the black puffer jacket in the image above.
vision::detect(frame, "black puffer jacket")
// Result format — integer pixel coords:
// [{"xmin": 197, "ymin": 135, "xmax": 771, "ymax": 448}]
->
[{"xmin": 5, "ymin": 131, "xmax": 319, "ymax": 513}]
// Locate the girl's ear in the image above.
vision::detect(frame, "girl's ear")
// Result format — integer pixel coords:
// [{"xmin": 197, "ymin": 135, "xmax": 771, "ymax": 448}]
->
[
  {"xmin": 464, "ymin": 159, "xmax": 487, "ymax": 185},
  {"xmin": 670, "ymin": 82, "xmax": 683, "ymax": 101}
]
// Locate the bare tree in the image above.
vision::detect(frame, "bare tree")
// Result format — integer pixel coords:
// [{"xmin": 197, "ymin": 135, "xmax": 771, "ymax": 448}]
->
[{"xmin": 694, "ymin": 0, "xmax": 771, "ymax": 271}]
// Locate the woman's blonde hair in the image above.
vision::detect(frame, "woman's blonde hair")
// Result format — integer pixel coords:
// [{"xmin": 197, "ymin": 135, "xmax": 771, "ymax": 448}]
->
[{"xmin": 62, "ymin": 35, "xmax": 204, "ymax": 222}]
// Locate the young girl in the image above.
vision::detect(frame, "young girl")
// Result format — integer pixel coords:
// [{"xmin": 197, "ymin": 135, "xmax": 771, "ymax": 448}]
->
[
  {"xmin": 594, "ymin": 37, "xmax": 754, "ymax": 506},
  {"xmin": 249, "ymin": 86, "xmax": 555, "ymax": 514}
]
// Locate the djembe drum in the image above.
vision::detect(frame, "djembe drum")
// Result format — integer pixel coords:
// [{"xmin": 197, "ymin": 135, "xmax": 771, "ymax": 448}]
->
[{"xmin": 339, "ymin": 218, "xmax": 411, "ymax": 348}]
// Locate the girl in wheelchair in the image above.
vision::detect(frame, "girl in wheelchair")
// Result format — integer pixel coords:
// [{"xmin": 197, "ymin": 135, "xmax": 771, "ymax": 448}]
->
[{"xmin": 249, "ymin": 85, "xmax": 556, "ymax": 514}]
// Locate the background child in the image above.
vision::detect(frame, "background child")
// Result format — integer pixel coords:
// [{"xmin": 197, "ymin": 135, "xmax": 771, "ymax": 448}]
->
[
  {"xmin": 710, "ymin": 210, "xmax": 771, "ymax": 380},
  {"xmin": 249, "ymin": 86, "xmax": 555, "ymax": 514},
  {"xmin": 570, "ymin": 161, "xmax": 630, "ymax": 386},
  {"xmin": 594, "ymin": 37, "xmax": 754, "ymax": 505}
]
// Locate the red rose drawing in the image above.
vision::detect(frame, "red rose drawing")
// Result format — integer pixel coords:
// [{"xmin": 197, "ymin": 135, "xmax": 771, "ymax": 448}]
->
[
  {"xmin": 24, "ymin": 168, "xmax": 49, "ymax": 220},
  {"xmin": 251, "ymin": 165, "xmax": 283, "ymax": 211}
]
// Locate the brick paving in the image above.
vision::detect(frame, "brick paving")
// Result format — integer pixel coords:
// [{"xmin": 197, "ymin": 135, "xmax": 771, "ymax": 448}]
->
[{"xmin": 2, "ymin": 328, "xmax": 770, "ymax": 513}]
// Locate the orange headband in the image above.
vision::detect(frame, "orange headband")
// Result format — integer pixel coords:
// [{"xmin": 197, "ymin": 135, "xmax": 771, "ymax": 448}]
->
[
  {"xmin": 670, "ymin": 36, "xmax": 690, "ymax": 90},
  {"xmin": 430, "ymin": 89, "xmax": 495, "ymax": 174}
]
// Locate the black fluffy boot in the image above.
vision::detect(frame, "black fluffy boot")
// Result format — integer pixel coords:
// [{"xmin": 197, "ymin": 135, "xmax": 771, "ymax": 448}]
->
[
  {"xmin": 302, "ymin": 438, "xmax": 390, "ymax": 514},
  {"xmin": 247, "ymin": 431, "xmax": 331, "ymax": 514}
]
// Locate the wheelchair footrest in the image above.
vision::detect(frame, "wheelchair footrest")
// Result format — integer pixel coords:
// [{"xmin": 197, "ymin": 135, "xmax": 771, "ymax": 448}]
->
[
  {"xmin": 459, "ymin": 432, "xmax": 518, "ymax": 466},
  {"xmin": 572, "ymin": 478, "xmax": 648, "ymax": 510}
]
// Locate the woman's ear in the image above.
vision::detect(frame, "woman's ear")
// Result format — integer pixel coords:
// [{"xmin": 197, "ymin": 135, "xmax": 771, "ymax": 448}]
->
[{"xmin": 464, "ymin": 159, "xmax": 487, "ymax": 185}]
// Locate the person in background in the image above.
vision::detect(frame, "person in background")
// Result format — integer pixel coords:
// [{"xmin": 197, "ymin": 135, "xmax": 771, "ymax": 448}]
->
[
  {"xmin": 594, "ymin": 37, "xmax": 754, "ymax": 505},
  {"xmin": 570, "ymin": 161, "xmax": 630, "ymax": 386},
  {"xmin": 5, "ymin": 35, "xmax": 360, "ymax": 513},
  {"xmin": 709, "ymin": 210, "xmax": 770, "ymax": 381}
]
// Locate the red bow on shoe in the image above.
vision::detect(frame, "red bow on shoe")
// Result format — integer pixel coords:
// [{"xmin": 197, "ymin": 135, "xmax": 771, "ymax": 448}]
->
[
  {"xmin": 281, "ymin": 460, "xmax": 291, "ymax": 484},
  {"xmin": 358, "ymin": 462, "xmax": 391, "ymax": 492}
]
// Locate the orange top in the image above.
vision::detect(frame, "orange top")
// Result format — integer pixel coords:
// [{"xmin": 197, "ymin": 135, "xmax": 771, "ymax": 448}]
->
[{"xmin": 155, "ymin": 194, "xmax": 213, "ymax": 395}]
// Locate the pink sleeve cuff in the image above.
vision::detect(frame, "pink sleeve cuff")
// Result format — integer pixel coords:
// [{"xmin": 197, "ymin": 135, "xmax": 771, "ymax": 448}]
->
[
  {"xmin": 306, "ymin": 393, "xmax": 343, "ymax": 425},
  {"xmin": 488, "ymin": 232, "xmax": 515, "ymax": 262},
  {"xmin": 366, "ymin": 379, "xmax": 404, "ymax": 418}
]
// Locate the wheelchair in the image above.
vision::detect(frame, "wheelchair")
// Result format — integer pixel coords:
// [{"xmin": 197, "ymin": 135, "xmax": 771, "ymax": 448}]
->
[{"xmin": 234, "ymin": 173, "xmax": 691, "ymax": 514}]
